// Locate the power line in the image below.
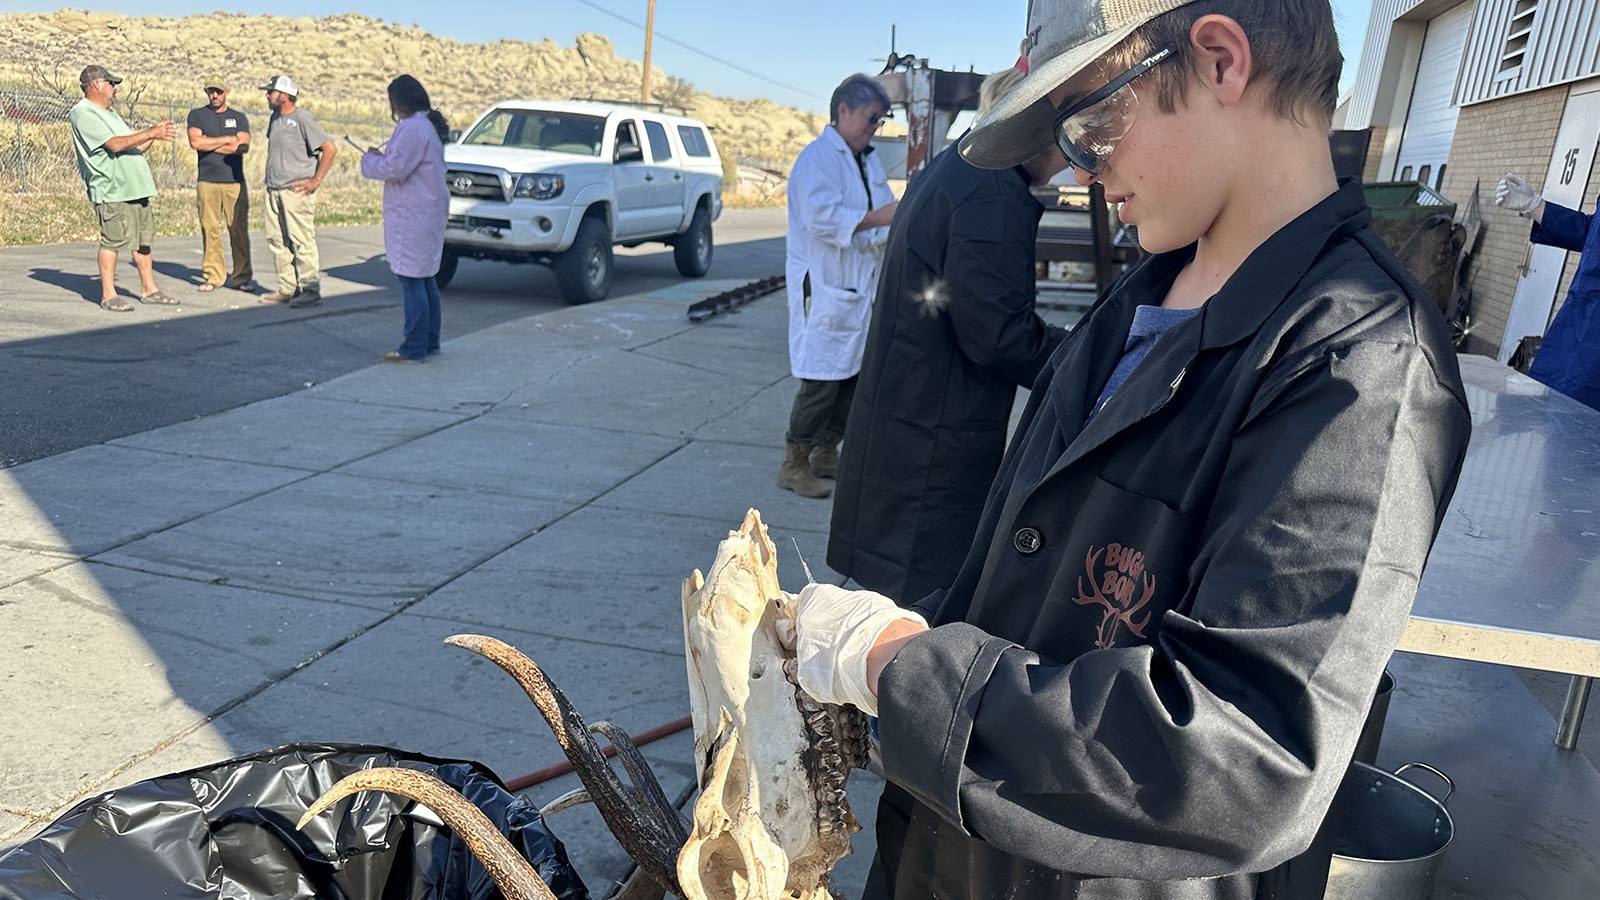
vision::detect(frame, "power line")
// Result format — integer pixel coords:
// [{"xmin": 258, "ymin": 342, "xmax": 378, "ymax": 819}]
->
[{"xmin": 569, "ymin": 0, "xmax": 828, "ymax": 103}]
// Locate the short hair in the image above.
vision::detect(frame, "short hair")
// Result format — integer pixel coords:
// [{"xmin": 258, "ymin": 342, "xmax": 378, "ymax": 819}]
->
[
  {"xmin": 1106, "ymin": 0, "xmax": 1341, "ymax": 126},
  {"xmin": 829, "ymin": 74, "xmax": 891, "ymax": 124},
  {"xmin": 978, "ymin": 66, "xmax": 1027, "ymax": 118}
]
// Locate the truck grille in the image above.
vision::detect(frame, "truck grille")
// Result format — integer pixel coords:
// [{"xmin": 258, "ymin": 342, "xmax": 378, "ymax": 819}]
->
[
  {"xmin": 448, "ymin": 214, "xmax": 512, "ymax": 231},
  {"xmin": 446, "ymin": 169, "xmax": 507, "ymax": 200}
]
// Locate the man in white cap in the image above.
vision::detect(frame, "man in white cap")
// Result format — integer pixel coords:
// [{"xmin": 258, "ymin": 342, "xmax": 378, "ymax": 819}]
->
[
  {"xmin": 788, "ymin": 3, "xmax": 1471, "ymax": 898},
  {"xmin": 68, "ymin": 63, "xmax": 180, "ymax": 311},
  {"xmin": 260, "ymin": 74, "xmax": 337, "ymax": 307}
]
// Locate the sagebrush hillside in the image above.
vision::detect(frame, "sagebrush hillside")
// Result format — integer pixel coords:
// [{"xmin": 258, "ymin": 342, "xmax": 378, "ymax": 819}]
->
[
  {"xmin": 0, "ymin": 9, "xmax": 829, "ymax": 168},
  {"xmin": 0, "ymin": 9, "xmax": 852, "ymax": 243}
]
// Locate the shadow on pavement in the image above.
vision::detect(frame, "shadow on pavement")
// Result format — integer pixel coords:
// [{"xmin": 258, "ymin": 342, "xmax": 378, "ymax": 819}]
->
[{"xmin": 26, "ymin": 267, "xmax": 104, "ymax": 306}]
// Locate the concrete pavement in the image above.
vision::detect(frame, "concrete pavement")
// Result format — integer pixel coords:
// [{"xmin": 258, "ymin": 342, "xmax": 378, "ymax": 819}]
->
[
  {"xmin": 0, "ymin": 238, "xmax": 892, "ymax": 892},
  {"xmin": 2, "ymin": 224, "xmax": 1599, "ymax": 899}
]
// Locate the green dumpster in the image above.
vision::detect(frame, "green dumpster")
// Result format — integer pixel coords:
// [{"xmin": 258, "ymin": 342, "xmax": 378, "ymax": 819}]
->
[{"xmin": 1363, "ymin": 181, "xmax": 1457, "ymax": 254}]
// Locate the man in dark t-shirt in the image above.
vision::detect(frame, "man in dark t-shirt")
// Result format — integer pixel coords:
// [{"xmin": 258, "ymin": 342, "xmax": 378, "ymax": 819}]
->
[{"xmin": 186, "ymin": 75, "xmax": 253, "ymax": 292}]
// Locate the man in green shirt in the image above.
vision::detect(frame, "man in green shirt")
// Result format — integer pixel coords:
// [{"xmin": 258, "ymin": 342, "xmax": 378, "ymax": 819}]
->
[{"xmin": 69, "ymin": 64, "xmax": 180, "ymax": 312}]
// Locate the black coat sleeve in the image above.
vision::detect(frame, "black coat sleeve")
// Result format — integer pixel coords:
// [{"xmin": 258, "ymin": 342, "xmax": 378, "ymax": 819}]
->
[{"xmin": 943, "ymin": 193, "xmax": 1064, "ymax": 388}]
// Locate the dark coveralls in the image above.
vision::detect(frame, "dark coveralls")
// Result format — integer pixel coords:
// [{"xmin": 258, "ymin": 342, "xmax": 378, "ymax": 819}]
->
[
  {"xmin": 865, "ymin": 180, "xmax": 1472, "ymax": 900},
  {"xmin": 1527, "ymin": 199, "xmax": 1600, "ymax": 410},
  {"xmin": 829, "ymin": 147, "xmax": 1066, "ymax": 604}
]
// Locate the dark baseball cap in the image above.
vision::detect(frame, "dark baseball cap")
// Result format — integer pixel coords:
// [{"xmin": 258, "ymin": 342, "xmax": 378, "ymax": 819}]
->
[{"xmin": 79, "ymin": 64, "xmax": 123, "ymax": 90}]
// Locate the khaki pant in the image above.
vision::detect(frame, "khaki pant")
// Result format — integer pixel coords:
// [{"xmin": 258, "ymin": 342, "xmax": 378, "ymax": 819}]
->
[
  {"xmin": 196, "ymin": 181, "xmax": 252, "ymax": 288},
  {"xmin": 264, "ymin": 187, "xmax": 319, "ymax": 295}
]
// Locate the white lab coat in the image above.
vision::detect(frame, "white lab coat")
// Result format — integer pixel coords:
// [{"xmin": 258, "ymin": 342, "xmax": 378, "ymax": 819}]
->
[{"xmin": 785, "ymin": 125, "xmax": 896, "ymax": 381}]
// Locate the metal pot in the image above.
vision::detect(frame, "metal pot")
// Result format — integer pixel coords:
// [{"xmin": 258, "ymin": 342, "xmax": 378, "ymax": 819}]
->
[
  {"xmin": 1353, "ymin": 669, "xmax": 1396, "ymax": 765},
  {"xmin": 1322, "ymin": 762, "xmax": 1454, "ymax": 900}
]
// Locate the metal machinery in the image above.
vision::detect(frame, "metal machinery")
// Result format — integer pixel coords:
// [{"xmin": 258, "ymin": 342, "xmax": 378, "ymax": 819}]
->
[{"xmin": 872, "ymin": 57, "xmax": 1136, "ymax": 300}]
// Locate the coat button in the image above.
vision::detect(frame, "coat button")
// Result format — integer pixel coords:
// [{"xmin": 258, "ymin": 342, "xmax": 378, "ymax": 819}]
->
[{"xmin": 1014, "ymin": 527, "xmax": 1042, "ymax": 555}]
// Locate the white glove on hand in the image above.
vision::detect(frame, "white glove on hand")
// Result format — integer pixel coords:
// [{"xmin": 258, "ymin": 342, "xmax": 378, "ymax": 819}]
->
[
  {"xmin": 1495, "ymin": 173, "xmax": 1541, "ymax": 216},
  {"xmin": 790, "ymin": 583, "xmax": 925, "ymax": 716}
]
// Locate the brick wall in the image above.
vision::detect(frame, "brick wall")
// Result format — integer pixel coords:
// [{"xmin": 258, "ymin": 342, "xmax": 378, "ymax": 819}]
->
[
  {"xmin": 1362, "ymin": 126, "xmax": 1388, "ymax": 184},
  {"xmin": 1440, "ymin": 86, "xmax": 1596, "ymax": 357}
]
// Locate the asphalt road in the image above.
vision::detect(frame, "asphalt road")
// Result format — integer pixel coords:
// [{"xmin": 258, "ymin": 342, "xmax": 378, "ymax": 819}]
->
[{"xmin": 0, "ymin": 207, "xmax": 789, "ymax": 468}]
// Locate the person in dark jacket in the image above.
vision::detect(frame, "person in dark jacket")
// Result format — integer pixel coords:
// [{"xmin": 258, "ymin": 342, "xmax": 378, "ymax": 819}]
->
[
  {"xmin": 828, "ymin": 64, "xmax": 1069, "ymax": 605},
  {"xmin": 786, "ymin": 3, "xmax": 1473, "ymax": 900},
  {"xmin": 1495, "ymin": 171, "xmax": 1600, "ymax": 410}
]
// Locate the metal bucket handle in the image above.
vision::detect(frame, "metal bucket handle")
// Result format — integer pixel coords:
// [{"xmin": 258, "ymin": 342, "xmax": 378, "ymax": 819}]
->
[{"xmin": 1393, "ymin": 762, "xmax": 1454, "ymax": 805}]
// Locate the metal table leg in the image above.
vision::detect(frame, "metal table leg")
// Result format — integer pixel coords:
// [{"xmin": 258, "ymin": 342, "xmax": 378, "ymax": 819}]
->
[{"xmin": 1556, "ymin": 675, "xmax": 1592, "ymax": 750}]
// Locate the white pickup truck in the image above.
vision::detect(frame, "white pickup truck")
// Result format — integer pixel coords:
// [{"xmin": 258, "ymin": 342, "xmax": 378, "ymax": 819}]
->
[{"xmin": 439, "ymin": 100, "xmax": 724, "ymax": 304}]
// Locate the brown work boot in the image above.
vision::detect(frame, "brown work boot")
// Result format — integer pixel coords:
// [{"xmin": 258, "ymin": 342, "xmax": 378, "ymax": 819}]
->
[
  {"xmin": 810, "ymin": 439, "xmax": 841, "ymax": 479},
  {"xmin": 779, "ymin": 441, "xmax": 831, "ymax": 499}
]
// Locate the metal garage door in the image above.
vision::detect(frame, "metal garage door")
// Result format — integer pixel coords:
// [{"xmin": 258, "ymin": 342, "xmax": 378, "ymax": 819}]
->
[{"xmin": 1393, "ymin": 1, "xmax": 1474, "ymax": 189}]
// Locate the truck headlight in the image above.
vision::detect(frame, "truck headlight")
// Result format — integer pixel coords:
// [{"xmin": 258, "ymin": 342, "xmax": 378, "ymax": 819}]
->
[{"xmin": 512, "ymin": 173, "xmax": 563, "ymax": 200}]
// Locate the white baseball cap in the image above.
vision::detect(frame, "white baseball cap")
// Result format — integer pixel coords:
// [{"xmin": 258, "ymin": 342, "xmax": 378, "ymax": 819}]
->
[
  {"xmin": 260, "ymin": 74, "xmax": 299, "ymax": 97},
  {"xmin": 959, "ymin": 0, "xmax": 1199, "ymax": 169}
]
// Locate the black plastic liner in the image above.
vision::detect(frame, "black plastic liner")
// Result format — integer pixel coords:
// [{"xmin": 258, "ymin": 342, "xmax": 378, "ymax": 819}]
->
[{"xmin": 0, "ymin": 743, "xmax": 589, "ymax": 900}]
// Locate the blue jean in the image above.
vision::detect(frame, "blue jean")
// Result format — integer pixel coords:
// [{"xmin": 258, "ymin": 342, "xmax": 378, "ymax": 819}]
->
[{"xmin": 397, "ymin": 275, "xmax": 441, "ymax": 361}]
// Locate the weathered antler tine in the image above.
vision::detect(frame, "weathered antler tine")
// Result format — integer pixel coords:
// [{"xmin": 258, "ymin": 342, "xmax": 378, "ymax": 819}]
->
[
  {"xmin": 540, "ymin": 787, "xmax": 593, "ymax": 818},
  {"xmin": 296, "ymin": 767, "xmax": 557, "ymax": 900},
  {"xmin": 444, "ymin": 634, "xmax": 684, "ymax": 896},
  {"xmin": 589, "ymin": 720, "xmax": 689, "ymax": 846}
]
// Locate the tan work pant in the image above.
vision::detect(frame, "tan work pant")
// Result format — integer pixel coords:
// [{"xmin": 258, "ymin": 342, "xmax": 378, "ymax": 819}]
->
[
  {"xmin": 196, "ymin": 181, "xmax": 252, "ymax": 288},
  {"xmin": 264, "ymin": 187, "xmax": 319, "ymax": 295}
]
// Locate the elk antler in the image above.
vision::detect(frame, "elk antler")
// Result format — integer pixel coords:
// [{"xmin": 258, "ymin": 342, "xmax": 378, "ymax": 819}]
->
[
  {"xmin": 445, "ymin": 633, "xmax": 686, "ymax": 896},
  {"xmin": 1071, "ymin": 547, "xmax": 1113, "ymax": 613},
  {"xmin": 1119, "ymin": 572, "xmax": 1156, "ymax": 640},
  {"xmin": 297, "ymin": 767, "xmax": 557, "ymax": 900}
]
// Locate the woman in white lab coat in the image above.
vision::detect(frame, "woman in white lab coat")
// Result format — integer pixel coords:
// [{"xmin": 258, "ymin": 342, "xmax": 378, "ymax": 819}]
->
[{"xmin": 781, "ymin": 73, "xmax": 900, "ymax": 499}]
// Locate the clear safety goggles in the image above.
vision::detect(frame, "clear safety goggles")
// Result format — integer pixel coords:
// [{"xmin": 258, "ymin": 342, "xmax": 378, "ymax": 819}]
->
[{"xmin": 1052, "ymin": 45, "xmax": 1176, "ymax": 176}]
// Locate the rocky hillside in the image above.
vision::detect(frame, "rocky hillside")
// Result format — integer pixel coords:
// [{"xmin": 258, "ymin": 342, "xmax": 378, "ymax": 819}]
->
[{"xmin": 0, "ymin": 9, "xmax": 830, "ymax": 172}]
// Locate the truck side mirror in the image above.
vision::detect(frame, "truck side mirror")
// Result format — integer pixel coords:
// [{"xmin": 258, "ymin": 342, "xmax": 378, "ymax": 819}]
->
[
  {"xmin": 447, "ymin": 129, "xmax": 462, "ymax": 143},
  {"xmin": 615, "ymin": 141, "xmax": 644, "ymax": 164}
]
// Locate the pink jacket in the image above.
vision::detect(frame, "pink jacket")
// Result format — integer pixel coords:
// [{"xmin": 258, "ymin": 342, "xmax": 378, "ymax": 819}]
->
[{"xmin": 360, "ymin": 112, "xmax": 448, "ymax": 279}]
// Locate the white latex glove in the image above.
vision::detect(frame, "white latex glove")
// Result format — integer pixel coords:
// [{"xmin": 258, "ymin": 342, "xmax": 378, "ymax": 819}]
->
[
  {"xmin": 790, "ymin": 583, "xmax": 925, "ymax": 716},
  {"xmin": 1495, "ymin": 173, "xmax": 1542, "ymax": 216}
]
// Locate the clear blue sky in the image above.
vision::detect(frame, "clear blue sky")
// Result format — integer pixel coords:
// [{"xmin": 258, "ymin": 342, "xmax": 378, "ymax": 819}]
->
[{"xmin": 2, "ymin": 2, "xmax": 1376, "ymax": 113}]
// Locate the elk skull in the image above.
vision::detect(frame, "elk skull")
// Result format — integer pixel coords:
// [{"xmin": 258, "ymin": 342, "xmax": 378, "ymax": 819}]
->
[{"xmin": 678, "ymin": 508, "xmax": 869, "ymax": 900}]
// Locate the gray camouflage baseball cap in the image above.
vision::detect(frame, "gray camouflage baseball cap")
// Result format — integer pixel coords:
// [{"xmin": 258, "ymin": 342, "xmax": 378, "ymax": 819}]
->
[
  {"xmin": 79, "ymin": 64, "xmax": 122, "ymax": 91},
  {"xmin": 959, "ymin": 0, "xmax": 1199, "ymax": 169}
]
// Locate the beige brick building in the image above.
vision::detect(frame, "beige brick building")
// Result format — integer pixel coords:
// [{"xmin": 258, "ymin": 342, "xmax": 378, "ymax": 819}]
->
[{"xmin": 1342, "ymin": 0, "xmax": 1600, "ymax": 359}]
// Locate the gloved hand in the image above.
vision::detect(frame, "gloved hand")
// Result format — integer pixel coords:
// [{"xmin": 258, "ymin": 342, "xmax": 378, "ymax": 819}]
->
[
  {"xmin": 1495, "ymin": 173, "xmax": 1542, "ymax": 216},
  {"xmin": 786, "ymin": 583, "xmax": 925, "ymax": 716}
]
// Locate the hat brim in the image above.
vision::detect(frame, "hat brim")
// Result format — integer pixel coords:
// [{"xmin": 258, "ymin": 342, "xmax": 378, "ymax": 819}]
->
[{"xmin": 958, "ymin": 23, "xmax": 1138, "ymax": 169}]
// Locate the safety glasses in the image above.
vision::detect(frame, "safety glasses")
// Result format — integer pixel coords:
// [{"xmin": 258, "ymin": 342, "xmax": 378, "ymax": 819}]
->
[{"xmin": 1052, "ymin": 45, "xmax": 1176, "ymax": 176}]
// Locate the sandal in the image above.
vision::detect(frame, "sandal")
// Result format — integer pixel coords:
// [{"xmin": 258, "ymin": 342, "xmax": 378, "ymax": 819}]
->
[
  {"xmin": 196, "ymin": 283, "xmax": 218, "ymax": 292},
  {"xmin": 100, "ymin": 296, "xmax": 135, "ymax": 312},
  {"xmin": 140, "ymin": 290, "xmax": 180, "ymax": 305},
  {"xmin": 235, "ymin": 281, "xmax": 258, "ymax": 293}
]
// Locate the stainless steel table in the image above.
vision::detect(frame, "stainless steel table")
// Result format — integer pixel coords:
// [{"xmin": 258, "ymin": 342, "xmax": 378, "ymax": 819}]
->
[{"xmin": 1399, "ymin": 354, "xmax": 1600, "ymax": 748}]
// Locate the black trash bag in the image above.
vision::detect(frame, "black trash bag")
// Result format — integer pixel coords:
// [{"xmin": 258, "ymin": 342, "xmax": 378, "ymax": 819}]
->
[{"xmin": 0, "ymin": 742, "xmax": 589, "ymax": 900}]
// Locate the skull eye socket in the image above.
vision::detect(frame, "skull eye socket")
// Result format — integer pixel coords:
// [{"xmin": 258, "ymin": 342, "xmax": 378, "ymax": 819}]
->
[{"xmin": 750, "ymin": 659, "xmax": 767, "ymax": 680}]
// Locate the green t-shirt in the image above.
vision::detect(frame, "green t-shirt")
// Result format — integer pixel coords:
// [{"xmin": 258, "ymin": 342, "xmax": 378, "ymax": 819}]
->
[{"xmin": 69, "ymin": 98, "xmax": 157, "ymax": 204}]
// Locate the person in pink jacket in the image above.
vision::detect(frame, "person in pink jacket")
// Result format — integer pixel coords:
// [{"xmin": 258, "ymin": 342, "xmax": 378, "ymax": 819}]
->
[{"xmin": 360, "ymin": 75, "xmax": 449, "ymax": 363}]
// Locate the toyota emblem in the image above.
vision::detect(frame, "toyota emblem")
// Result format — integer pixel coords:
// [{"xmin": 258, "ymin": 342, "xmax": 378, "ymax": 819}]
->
[{"xmin": 451, "ymin": 176, "xmax": 474, "ymax": 193}]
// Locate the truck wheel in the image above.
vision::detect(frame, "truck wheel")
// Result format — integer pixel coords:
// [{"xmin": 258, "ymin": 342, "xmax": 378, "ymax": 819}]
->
[
  {"xmin": 674, "ymin": 206, "xmax": 714, "ymax": 278},
  {"xmin": 555, "ymin": 216, "xmax": 614, "ymax": 304},
  {"xmin": 435, "ymin": 249, "xmax": 459, "ymax": 290}
]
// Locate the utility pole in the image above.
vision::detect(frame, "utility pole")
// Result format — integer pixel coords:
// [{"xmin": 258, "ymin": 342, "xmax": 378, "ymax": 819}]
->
[{"xmin": 642, "ymin": 0, "xmax": 657, "ymax": 103}]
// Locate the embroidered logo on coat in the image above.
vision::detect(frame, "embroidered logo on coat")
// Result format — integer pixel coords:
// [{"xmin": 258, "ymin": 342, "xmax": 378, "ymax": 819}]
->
[{"xmin": 1072, "ymin": 543, "xmax": 1155, "ymax": 649}]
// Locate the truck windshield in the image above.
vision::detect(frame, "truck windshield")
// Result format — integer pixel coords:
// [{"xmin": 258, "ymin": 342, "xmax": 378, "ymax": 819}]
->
[{"xmin": 462, "ymin": 111, "xmax": 605, "ymax": 157}]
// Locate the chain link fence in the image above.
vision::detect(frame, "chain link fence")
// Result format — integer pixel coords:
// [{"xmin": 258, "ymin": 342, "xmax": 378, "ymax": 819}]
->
[{"xmin": 0, "ymin": 88, "xmax": 394, "ymax": 244}]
